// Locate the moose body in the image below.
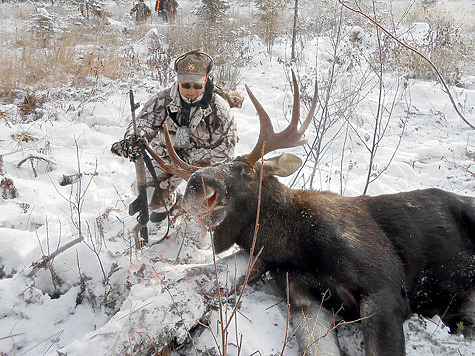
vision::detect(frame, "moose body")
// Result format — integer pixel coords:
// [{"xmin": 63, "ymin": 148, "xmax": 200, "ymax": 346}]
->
[
  {"xmin": 183, "ymin": 161, "xmax": 475, "ymax": 354},
  {"xmin": 149, "ymin": 71, "xmax": 475, "ymax": 354}
]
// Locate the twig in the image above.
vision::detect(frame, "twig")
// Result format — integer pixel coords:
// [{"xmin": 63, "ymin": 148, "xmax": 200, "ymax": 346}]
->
[
  {"xmin": 222, "ymin": 147, "xmax": 267, "ymax": 334},
  {"xmin": 117, "ymin": 301, "xmax": 154, "ymax": 322},
  {"xmin": 16, "ymin": 154, "xmax": 57, "ymax": 168},
  {"xmin": 28, "ymin": 236, "xmax": 84, "ymax": 277},
  {"xmin": 264, "ymin": 299, "xmax": 285, "ymax": 311},
  {"xmin": 303, "ymin": 311, "xmax": 376, "ymax": 353},
  {"xmin": 233, "ymin": 255, "xmax": 242, "ymax": 356},
  {"xmin": 198, "ymin": 147, "xmax": 267, "ymax": 355},
  {"xmin": 0, "ymin": 333, "xmax": 24, "ymax": 341},
  {"xmin": 135, "ymin": 330, "xmax": 160, "ymax": 355},
  {"xmin": 337, "ymin": 0, "xmax": 474, "ymax": 129},
  {"xmin": 175, "ymin": 228, "xmax": 186, "ymax": 265},
  {"xmin": 431, "ymin": 294, "xmax": 457, "ymax": 337},
  {"xmin": 19, "ymin": 329, "xmax": 63, "ymax": 356},
  {"xmin": 279, "ymin": 273, "xmax": 291, "ymax": 355},
  {"xmin": 83, "ymin": 221, "xmax": 106, "ymax": 283},
  {"xmin": 202, "ymin": 175, "xmax": 226, "ymax": 356},
  {"xmin": 363, "ymin": 0, "xmax": 384, "ymax": 194},
  {"xmin": 59, "ymin": 172, "xmax": 98, "ymax": 186},
  {"xmin": 310, "ymin": 7, "xmax": 344, "ymax": 189},
  {"xmin": 197, "ymin": 312, "xmax": 221, "ymax": 354}
]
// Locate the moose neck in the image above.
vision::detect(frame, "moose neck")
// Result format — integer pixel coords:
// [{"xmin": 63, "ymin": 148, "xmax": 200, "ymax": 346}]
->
[{"xmin": 214, "ymin": 175, "xmax": 308, "ymax": 266}]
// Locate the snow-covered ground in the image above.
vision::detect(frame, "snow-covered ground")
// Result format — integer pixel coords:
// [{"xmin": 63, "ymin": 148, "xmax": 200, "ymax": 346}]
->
[{"xmin": 0, "ymin": 0, "xmax": 474, "ymax": 355}]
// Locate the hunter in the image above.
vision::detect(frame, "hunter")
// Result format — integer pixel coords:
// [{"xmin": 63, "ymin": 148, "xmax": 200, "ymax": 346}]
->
[
  {"xmin": 155, "ymin": 0, "xmax": 178, "ymax": 22},
  {"xmin": 111, "ymin": 50, "xmax": 237, "ymax": 223},
  {"xmin": 163, "ymin": 0, "xmax": 178, "ymax": 22},
  {"xmin": 130, "ymin": 0, "xmax": 151, "ymax": 22}
]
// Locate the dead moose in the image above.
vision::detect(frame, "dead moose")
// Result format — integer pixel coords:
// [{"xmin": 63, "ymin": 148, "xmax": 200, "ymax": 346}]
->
[{"xmin": 146, "ymin": 71, "xmax": 475, "ymax": 355}]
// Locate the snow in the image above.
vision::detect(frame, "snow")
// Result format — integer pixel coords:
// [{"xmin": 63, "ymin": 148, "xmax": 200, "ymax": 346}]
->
[{"xmin": 0, "ymin": 0, "xmax": 474, "ymax": 355}]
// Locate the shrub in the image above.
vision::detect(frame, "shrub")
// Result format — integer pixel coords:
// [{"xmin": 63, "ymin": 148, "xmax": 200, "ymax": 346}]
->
[{"xmin": 381, "ymin": 5, "xmax": 473, "ymax": 86}]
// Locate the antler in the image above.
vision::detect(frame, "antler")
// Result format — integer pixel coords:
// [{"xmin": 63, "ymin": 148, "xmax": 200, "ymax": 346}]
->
[
  {"xmin": 244, "ymin": 69, "xmax": 317, "ymax": 166},
  {"xmin": 143, "ymin": 122, "xmax": 200, "ymax": 180}
]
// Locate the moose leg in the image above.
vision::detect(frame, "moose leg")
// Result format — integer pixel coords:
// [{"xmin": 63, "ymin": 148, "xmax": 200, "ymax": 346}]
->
[
  {"xmin": 360, "ymin": 289, "xmax": 408, "ymax": 356},
  {"xmin": 272, "ymin": 271, "xmax": 341, "ymax": 355},
  {"xmin": 291, "ymin": 290, "xmax": 341, "ymax": 356},
  {"xmin": 444, "ymin": 290, "xmax": 475, "ymax": 337}
]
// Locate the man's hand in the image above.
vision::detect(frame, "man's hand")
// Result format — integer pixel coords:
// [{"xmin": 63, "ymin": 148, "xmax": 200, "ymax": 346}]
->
[{"xmin": 111, "ymin": 135, "xmax": 146, "ymax": 162}]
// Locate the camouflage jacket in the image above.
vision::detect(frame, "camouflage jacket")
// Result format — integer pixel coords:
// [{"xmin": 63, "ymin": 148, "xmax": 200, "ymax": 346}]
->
[
  {"xmin": 126, "ymin": 82, "xmax": 237, "ymax": 168},
  {"xmin": 130, "ymin": 3, "xmax": 151, "ymax": 22}
]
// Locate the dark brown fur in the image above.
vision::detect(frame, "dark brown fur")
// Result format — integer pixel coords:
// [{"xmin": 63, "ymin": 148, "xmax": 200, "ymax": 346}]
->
[{"xmin": 182, "ymin": 157, "xmax": 475, "ymax": 355}]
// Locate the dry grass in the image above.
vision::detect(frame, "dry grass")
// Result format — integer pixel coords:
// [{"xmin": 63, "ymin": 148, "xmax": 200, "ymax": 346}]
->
[
  {"xmin": 19, "ymin": 92, "xmax": 46, "ymax": 117},
  {"xmin": 1, "ymin": 28, "xmax": 140, "ymax": 99},
  {"xmin": 0, "ymin": 6, "xmax": 154, "ymax": 103}
]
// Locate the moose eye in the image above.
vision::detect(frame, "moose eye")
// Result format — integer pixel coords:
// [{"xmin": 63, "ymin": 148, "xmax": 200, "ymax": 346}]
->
[{"xmin": 243, "ymin": 166, "xmax": 251, "ymax": 175}]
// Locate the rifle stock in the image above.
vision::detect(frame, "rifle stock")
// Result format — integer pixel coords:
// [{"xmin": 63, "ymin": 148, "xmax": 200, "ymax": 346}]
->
[{"xmin": 128, "ymin": 89, "xmax": 149, "ymax": 247}]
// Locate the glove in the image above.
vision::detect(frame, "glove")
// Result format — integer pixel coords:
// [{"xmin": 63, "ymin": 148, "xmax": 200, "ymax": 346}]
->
[{"xmin": 111, "ymin": 134, "xmax": 146, "ymax": 162}]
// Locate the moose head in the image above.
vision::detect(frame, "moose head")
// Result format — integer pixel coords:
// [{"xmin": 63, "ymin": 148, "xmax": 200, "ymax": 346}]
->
[
  {"xmin": 182, "ymin": 70, "xmax": 316, "ymax": 234},
  {"xmin": 146, "ymin": 70, "xmax": 475, "ymax": 355}
]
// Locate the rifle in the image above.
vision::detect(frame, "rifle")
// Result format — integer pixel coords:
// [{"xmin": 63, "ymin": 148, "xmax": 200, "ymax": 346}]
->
[{"xmin": 128, "ymin": 89, "xmax": 149, "ymax": 248}]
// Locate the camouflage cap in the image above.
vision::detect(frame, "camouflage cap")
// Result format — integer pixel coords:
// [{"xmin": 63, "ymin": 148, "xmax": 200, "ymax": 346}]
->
[{"xmin": 174, "ymin": 50, "xmax": 214, "ymax": 84}]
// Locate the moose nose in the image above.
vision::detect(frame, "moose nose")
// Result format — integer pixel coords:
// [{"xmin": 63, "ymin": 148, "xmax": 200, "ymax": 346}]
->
[
  {"xmin": 182, "ymin": 171, "xmax": 207, "ymax": 213},
  {"xmin": 183, "ymin": 169, "xmax": 223, "ymax": 214}
]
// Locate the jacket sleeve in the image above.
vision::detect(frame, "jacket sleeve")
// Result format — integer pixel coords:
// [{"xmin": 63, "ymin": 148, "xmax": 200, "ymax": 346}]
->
[
  {"xmin": 185, "ymin": 95, "xmax": 237, "ymax": 166},
  {"xmin": 124, "ymin": 91, "xmax": 167, "ymax": 142}
]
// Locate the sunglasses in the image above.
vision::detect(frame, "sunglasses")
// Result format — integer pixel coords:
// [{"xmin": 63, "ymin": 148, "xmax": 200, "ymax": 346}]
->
[{"xmin": 180, "ymin": 82, "xmax": 204, "ymax": 90}]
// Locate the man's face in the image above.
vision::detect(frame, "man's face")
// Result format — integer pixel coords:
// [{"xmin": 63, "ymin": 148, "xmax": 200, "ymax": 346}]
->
[{"xmin": 178, "ymin": 79, "xmax": 206, "ymax": 100}]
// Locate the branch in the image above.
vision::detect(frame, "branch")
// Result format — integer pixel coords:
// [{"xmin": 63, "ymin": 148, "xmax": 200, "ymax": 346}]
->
[
  {"xmin": 16, "ymin": 154, "xmax": 57, "ymax": 168},
  {"xmin": 28, "ymin": 236, "xmax": 84, "ymax": 277},
  {"xmin": 337, "ymin": 0, "xmax": 474, "ymax": 129},
  {"xmin": 222, "ymin": 147, "xmax": 267, "ymax": 334},
  {"xmin": 59, "ymin": 172, "xmax": 98, "ymax": 186}
]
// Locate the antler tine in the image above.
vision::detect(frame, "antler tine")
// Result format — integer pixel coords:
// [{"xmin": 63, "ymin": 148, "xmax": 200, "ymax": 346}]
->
[
  {"xmin": 244, "ymin": 84, "xmax": 274, "ymax": 165},
  {"xmin": 143, "ymin": 143, "xmax": 190, "ymax": 180},
  {"xmin": 143, "ymin": 122, "xmax": 200, "ymax": 180},
  {"xmin": 293, "ymin": 69, "xmax": 318, "ymax": 139},
  {"xmin": 244, "ymin": 69, "xmax": 317, "ymax": 166},
  {"xmin": 286, "ymin": 69, "xmax": 301, "ymax": 131},
  {"xmin": 163, "ymin": 122, "xmax": 202, "ymax": 177},
  {"xmin": 280, "ymin": 69, "xmax": 318, "ymax": 145}
]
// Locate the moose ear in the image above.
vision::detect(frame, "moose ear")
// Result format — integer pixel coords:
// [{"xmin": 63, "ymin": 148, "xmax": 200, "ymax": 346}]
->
[{"xmin": 262, "ymin": 153, "xmax": 302, "ymax": 177}]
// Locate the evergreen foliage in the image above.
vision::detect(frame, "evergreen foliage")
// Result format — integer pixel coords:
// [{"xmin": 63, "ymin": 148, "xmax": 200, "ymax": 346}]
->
[
  {"xmin": 254, "ymin": 0, "xmax": 286, "ymax": 53},
  {"xmin": 199, "ymin": 0, "xmax": 230, "ymax": 23}
]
